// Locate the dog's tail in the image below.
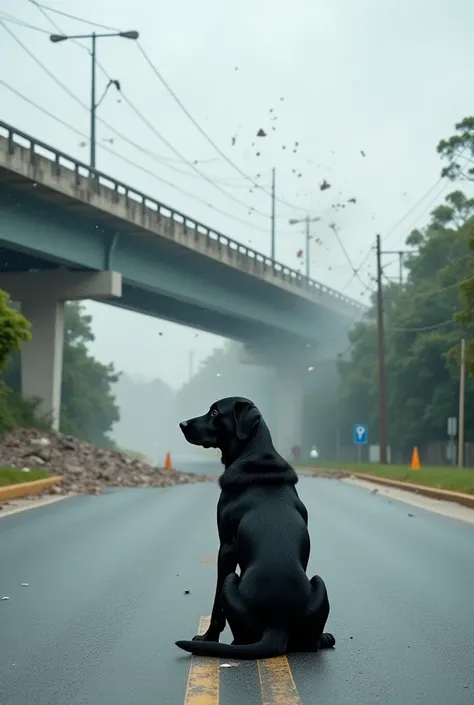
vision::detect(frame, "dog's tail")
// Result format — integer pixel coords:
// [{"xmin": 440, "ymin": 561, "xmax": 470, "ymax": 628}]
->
[{"xmin": 175, "ymin": 626, "xmax": 288, "ymax": 660}]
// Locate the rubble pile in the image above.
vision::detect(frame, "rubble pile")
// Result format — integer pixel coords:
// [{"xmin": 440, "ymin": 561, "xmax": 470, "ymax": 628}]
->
[{"xmin": 0, "ymin": 427, "xmax": 215, "ymax": 496}]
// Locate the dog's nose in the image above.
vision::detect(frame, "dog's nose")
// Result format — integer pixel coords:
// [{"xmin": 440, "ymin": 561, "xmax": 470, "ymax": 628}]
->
[{"xmin": 179, "ymin": 421, "xmax": 188, "ymax": 429}]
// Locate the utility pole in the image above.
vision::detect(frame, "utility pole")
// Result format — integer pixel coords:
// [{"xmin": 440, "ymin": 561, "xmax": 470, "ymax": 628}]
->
[
  {"xmin": 458, "ymin": 338, "xmax": 466, "ymax": 468},
  {"xmin": 376, "ymin": 234, "xmax": 388, "ymax": 464},
  {"xmin": 288, "ymin": 214, "xmax": 320, "ymax": 279},
  {"xmin": 271, "ymin": 167, "xmax": 276, "ymax": 261},
  {"xmin": 382, "ymin": 249, "xmax": 410, "ymax": 285},
  {"xmin": 305, "ymin": 215, "xmax": 310, "ymax": 280},
  {"xmin": 90, "ymin": 32, "xmax": 97, "ymax": 170},
  {"xmin": 50, "ymin": 29, "xmax": 139, "ymax": 171}
]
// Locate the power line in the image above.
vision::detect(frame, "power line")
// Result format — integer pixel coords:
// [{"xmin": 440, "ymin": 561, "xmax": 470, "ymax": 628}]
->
[
  {"xmin": 390, "ymin": 318, "xmax": 457, "ymax": 333},
  {"xmin": 25, "ymin": 0, "xmax": 324, "ymax": 216},
  {"xmin": 340, "ymin": 176, "xmax": 452, "ymax": 293},
  {"xmin": 329, "ymin": 224, "xmax": 375, "ymax": 294},
  {"xmin": 11, "ymin": 11, "xmax": 286, "ymax": 221},
  {"xmin": 1, "ymin": 19, "xmax": 285, "ymax": 230},
  {"xmin": 0, "ymin": 79, "xmax": 286, "ymax": 234},
  {"xmin": 0, "ymin": 11, "xmax": 51, "ymax": 34},
  {"xmin": 26, "ymin": 0, "xmax": 120, "ymax": 32},
  {"xmin": 135, "ymin": 41, "xmax": 317, "ymax": 215}
]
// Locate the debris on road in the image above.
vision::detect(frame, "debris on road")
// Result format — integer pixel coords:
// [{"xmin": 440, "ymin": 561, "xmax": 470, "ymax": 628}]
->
[
  {"xmin": 0, "ymin": 428, "xmax": 215, "ymax": 500},
  {"xmin": 184, "ymin": 590, "xmax": 190, "ymax": 595},
  {"xmin": 1, "ymin": 596, "xmax": 9, "ymax": 600},
  {"xmin": 21, "ymin": 583, "xmax": 29, "ymax": 587}
]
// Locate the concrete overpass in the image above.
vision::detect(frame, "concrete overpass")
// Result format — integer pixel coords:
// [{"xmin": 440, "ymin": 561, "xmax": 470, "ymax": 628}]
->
[{"xmin": 0, "ymin": 121, "xmax": 366, "ymax": 457}]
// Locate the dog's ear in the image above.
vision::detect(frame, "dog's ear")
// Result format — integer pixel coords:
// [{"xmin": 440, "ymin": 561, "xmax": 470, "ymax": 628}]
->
[{"xmin": 233, "ymin": 400, "xmax": 260, "ymax": 441}]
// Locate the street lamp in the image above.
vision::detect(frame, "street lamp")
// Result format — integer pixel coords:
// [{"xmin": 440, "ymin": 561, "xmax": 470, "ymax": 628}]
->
[
  {"xmin": 288, "ymin": 215, "xmax": 321, "ymax": 279},
  {"xmin": 50, "ymin": 30, "xmax": 139, "ymax": 170}
]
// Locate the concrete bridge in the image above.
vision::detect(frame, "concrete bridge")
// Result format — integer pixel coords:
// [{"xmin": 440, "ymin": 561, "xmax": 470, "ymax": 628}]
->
[{"xmin": 0, "ymin": 121, "xmax": 366, "ymax": 457}]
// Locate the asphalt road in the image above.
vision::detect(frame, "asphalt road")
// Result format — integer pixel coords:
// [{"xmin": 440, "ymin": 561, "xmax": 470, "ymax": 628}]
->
[{"xmin": 1, "ymin": 475, "xmax": 473, "ymax": 705}]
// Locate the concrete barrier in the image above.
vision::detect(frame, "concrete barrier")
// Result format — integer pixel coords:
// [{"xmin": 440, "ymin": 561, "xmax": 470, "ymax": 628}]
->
[{"xmin": 0, "ymin": 476, "xmax": 63, "ymax": 501}]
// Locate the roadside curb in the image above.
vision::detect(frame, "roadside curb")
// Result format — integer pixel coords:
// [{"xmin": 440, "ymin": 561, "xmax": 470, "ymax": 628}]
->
[
  {"xmin": 297, "ymin": 467, "xmax": 474, "ymax": 509},
  {"xmin": 0, "ymin": 476, "xmax": 63, "ymax": 501}
]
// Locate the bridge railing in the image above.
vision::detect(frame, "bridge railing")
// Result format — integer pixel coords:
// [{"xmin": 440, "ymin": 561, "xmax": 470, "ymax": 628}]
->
[{"xmin": 0, "ymin": 121, "xmax": 366, "ymax": 314}]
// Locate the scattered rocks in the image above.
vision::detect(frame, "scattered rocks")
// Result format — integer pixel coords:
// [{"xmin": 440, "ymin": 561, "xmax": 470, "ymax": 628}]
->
[{"xmin": 0, "ymin": 428, "xmax": 215, "ymax": 498}]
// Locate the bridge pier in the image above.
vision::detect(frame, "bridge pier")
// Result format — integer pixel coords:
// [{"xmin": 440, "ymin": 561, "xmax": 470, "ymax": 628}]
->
[
  {"xmin": 0, "ymin": 270, "xmax": 122, "ymax": 430},
  {"xmin": 238, "ymin": 343, "xmax": 315, "ymax": 462},
  {"xmin": 273, "ymin": 365, "xmax": 305, "ymax": 462}
]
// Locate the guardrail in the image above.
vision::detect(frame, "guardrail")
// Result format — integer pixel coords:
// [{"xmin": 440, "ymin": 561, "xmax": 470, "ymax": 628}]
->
[{"xmin": 0, "ymin": 120, "xmax": 366, "ymax": 314}]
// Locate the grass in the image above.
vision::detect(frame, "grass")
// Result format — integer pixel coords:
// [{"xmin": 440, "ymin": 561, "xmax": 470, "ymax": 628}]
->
[
  {"xmin": 299, "ymin": 460, "xmax": 474, "ymax": 495},
  {"xmin": 0, "ymin": 467, "xmax": 50, "ymax": 487}
]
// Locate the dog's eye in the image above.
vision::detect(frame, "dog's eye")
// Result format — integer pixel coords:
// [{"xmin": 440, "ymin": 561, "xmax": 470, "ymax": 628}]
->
[{"xmin": 211, "ymin": 409, "xmax": 218, "ymax": 417}]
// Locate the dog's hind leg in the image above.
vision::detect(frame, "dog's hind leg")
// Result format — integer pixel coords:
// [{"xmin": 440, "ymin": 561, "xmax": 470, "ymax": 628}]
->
[
  {"xmin": 221, "ymin": 573, "xmax": 260, "ymax": 646},
  {"xmin": 288, "ymin": 575, "xmax": 335, "ymax": 653}
]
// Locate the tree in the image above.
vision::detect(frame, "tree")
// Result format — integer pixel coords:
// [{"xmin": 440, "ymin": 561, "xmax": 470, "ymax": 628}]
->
[
  {"xmin": 60, "ymin": 303, "xmax": 120, "ymax": 447},
  {"xmin": 0, "ymin": 289, "xmax": 31, "ymax": 373},
  {"xmin": 0, "ymin": 289, "xmax": 35, "ymax": 433},
  {"xmin": 336, "ymin": 189, "xmax": 474, "ymax": 459},
  {"xmin": 438, "ymin": 118, "xmax": 474, "ymax": 375}
]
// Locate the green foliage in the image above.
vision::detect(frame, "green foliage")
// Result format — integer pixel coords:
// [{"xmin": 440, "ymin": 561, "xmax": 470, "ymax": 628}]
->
[
  {"xmin": 0, "ymin": 289, "xmax": 31, "ymax": 374},
  {"xmin": 437, "ymin": 117, "xmax": 474, "ymax": 182},
  {"xmin": 337, "ymin": 189, "xmax": 474, "ymax": 455},
  {"xmin": 60, "ymin": 302, "xmax": 120, "ymax": 447}
]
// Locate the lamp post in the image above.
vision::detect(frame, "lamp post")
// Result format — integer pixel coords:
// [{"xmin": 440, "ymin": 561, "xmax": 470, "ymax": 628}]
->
[
  {"xmin": 50, "ymin": 30, "xmax": 139, "ymax": 170},
  {"xmin": 288, "ymin": 215, "xmax": 321, "ymax": 279}
]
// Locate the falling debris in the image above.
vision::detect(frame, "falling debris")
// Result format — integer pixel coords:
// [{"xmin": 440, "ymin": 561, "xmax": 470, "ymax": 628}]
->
[
  {"xmin": 360, "ymin": 150, "xmax": 366, "ymax": 157},
  {"xmin": 21, "ymin": 583, "xmax": 29, "ymax": 587},
  {"xmin": 320, "ymin": 180, "xmax": 331, "ymax": 191},
  {"xmin": 297, "ymin": 249, "xmax": 303, "ymax": 258},
  {"xmin": 231, "ymin": 136, "xmax": 237, "ymax": 146},
  {"xmin": 256, "ymin": 152, "xmax": 261, "ymax": 157},
  {"xmin": 348, "ymin": 197, "xmax": 357, "ymax": 204},
  {"xmin": 234, "ymin": 66, "xmax": 239, "ymax": 70},
  {"xmin": 280, "ymin": 97, "xmax": 284, "ymax": 101},
  {"xmin": 184, "ymin": 590, "xmax": 190, "ymax": 595},
  {"xmin": 256, "ymin": 128, "xmax": 267, "ymax": 137},
  {"xmin": 1, "ymin": 596, "xmax": 9, "ymax": 601},
  {"xmin": 408, "ymin": 513, "xmax": 415, "ymax": 518}
]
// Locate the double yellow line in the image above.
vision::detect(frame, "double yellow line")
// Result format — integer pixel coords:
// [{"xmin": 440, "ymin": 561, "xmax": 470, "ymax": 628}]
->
[{"xmin": 183, "ymin": 616, "xmax": 302, "ymax": 705}]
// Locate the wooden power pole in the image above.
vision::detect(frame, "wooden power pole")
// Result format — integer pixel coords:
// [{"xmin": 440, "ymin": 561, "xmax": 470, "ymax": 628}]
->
[{"xmin": 376, "ymin": 234, "xmax": 388, "ymax": 464}]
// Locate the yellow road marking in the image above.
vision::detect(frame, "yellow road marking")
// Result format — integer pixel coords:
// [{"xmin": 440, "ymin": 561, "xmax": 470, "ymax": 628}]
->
[
  {"xmin": 258, "ymin": 656, "xmax": 302, "ymax": 705},
  {"xmin": 183, "ymin": 616, "xmax": 303, "ymax": 705},
  {"xmin": 183, "ymin": 616, "xmax": 219, "ymax": 705},
  {"xmin": 200, "ymin": 556, "xmax": 217, "ymax": 565}
]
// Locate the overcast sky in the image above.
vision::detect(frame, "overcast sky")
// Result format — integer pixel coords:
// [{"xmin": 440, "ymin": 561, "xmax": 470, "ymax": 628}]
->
[{"xmin": 1, "ymin": 0, "xmax": 473, "ymax": 387}]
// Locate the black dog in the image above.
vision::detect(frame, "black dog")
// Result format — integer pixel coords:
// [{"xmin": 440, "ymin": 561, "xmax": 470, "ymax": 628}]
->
[{"xmin": 175, "ymin": 396, "xmax": 335, "ymax": 660}]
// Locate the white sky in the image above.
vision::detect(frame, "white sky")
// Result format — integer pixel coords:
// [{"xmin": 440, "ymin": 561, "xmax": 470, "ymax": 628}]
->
[{"xmin": 1, "ymin": 0, "xmax": 472, "ymax": 387}]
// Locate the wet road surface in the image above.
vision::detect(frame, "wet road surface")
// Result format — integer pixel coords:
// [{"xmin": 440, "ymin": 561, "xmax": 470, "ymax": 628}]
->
[{"xmin": 1, "ymin": 475, "xmax": 473, "ymax": 705}]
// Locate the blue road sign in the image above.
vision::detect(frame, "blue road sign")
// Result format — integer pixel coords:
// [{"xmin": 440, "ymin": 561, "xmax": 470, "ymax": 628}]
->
[{"xmin": 353, "ymin": 424, "xmax": 368, "ymax": 445}]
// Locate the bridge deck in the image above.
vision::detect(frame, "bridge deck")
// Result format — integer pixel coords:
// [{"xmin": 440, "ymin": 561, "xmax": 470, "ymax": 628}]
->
[{"xmin": 0, "ymin": 121, "xmax": 365, "ymax": 318}]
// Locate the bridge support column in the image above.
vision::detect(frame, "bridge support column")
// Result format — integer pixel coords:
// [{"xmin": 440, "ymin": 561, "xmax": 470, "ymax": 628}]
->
[
  {"xmin": 0, "ymin": 270, "xmax": 122, "ymax": 430},
  {"xmin": 273, "ymin": 365, "xmax": 304, "ymax": 462}
]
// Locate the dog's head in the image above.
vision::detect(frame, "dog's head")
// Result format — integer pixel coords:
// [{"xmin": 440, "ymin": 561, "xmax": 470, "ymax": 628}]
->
[{"xmin": 179, "ymin": 397, "xmax": 261, "ymax": 466}]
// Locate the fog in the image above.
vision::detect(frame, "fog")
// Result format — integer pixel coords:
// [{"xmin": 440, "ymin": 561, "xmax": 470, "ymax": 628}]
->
[{"xmin": 2, "ymin": 0, "xmax": 472, "ymax": 459}]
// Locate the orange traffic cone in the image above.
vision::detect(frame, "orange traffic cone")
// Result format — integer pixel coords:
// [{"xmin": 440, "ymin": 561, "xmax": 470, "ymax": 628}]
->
[
  {"xmin": 164, "ymin": 452, "xmax": 173, "ymax": 471},
  {"xmin": 410, "ymin": 446, "xmax": 421, "ymax": 471}
]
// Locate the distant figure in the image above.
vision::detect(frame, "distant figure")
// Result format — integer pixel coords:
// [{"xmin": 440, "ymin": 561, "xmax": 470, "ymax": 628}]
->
[
  {"xmin": 291, "ymin": 445, "xmax": 301, "ymax": 462},
  {"xmin": 310, "ymin": 446, "xmax": 319, "ymax": 459}
]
